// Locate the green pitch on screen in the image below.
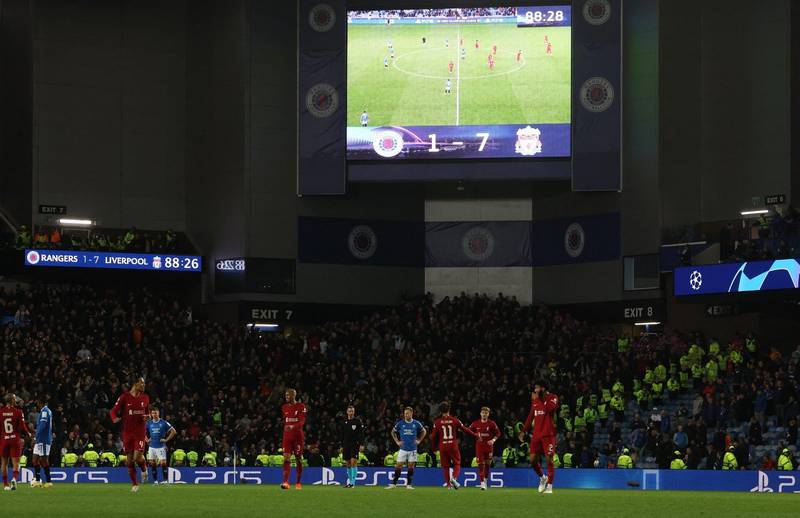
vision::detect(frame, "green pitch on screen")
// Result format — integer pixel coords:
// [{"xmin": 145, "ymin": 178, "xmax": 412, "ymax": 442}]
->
[
  {"xmin": 347, "ymin": 24, "xmax": 571, "ymax": 127},
  {"xmin": 2, "ymin": 485, "xmax": 796, "ymax": 518}
]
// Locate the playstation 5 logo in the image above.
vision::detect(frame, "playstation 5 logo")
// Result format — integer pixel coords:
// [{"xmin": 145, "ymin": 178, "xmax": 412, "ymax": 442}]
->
[
  {"xmin": 751, "ymin": 471, "xmax": 773, "ymax": 492},
  {"xmin": 750, "ymin": 471, "xmax": 800, "ymax": 493},
  {"xmin": 313, "ymin": 467, "xmax": 341, "ymax": 486}
]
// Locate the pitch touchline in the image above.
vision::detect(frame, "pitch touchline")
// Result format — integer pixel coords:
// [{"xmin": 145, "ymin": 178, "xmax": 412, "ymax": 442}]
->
[
  {"xmin": 455, "ymin": 27, "xmax": 460, "ymax": 126},
  {"xmin": 392, "ymin": 49, "xmax": 527, "ymax": 80}
]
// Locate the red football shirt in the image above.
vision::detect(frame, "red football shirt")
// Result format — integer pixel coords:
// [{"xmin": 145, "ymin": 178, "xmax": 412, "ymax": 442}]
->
[
  {"xmin": 430, "ymin": 415, "xmax": 475, "ymax": 451},
  {"xmin": 0, "ymin": 406, "xmax": 29, "ymax": 441},
  {"xmin": 282, "ymin": 402, "xmax": 307, "ymax": 433},
  {"xmin": 469, "ymin": 419, "xmax": 501, "ymax": 445},
  {"xmin": 522, "ymin": 393, "xmax": 559, "ymax": 438},
  {"xmin": 109, "ymin": 391, "xmax": 150, "ymax": 438}
]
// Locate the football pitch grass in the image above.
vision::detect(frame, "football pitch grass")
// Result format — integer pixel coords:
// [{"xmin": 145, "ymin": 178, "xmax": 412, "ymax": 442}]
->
[
  {"xmin": 347, "ymin": 24, "xmax": 571, "ymax": 127},
  {"xmin": 2, "ymin": 484, "xmax": 795, "ymax": 518}
]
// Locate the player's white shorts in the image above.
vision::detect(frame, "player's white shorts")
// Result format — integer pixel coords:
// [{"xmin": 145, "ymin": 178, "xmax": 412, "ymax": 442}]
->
[
  {"xmin": 33, "ymin": 443, "xmax": 51, "ymax": 456},
  {"xmin": 147, "ymin": 447, "xmax": 167, "ymax": 462},
  {"xmin": 396, "ymin": 449, "xmax": 418, "ymax": 464}
]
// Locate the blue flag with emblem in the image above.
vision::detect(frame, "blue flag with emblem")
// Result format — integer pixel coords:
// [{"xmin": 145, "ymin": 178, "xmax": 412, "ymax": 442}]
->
[
  {"xmin": 532, "ymin": 213, "xmax": 620, "ymax": 265},
  {"xmin": 298, "ymin": 217, "xmax": 424, "ymax": 267},
  {"xmin": 425, "ymin": 221, "xmax": 532, "ymax": 268}
]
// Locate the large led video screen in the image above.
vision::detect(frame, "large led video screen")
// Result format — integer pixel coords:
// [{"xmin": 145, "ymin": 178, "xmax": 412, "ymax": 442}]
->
[{"xmin": 346, "ymin": 5, "xmax": 571, "ymax": 160}]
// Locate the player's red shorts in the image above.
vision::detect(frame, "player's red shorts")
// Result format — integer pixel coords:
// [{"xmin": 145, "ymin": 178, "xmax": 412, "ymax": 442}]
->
[
  {"xmin": 0, "ymin": 439, "xmax": 22, "ymax": 458},
  {"xmin": 530, "ymin": 435, "xmax": 556, "ymax": 456},
  {"xmin": 440, "ymin": 446, "xmax": 461, "ymax": 466},
  {"xmin": 122, "ymin": 435, "xmax": 146, "ymax": 453},
  {"xmin": 475, "ymin": 444, "xmax": 494, "ymax": 462},
  {"xmin": 282, "ymin": 431, "xmax": 305, "ymax": 456}
]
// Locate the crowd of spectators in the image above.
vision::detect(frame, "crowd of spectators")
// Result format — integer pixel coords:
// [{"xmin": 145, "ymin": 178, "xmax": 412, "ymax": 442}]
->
[
  {"xmin": 0, "ymin": 284, "xmax": 798, "ymax": 470},
  {"xmin": 719, "ymin": 205, "xmax": 800, "ymax": 262},
  {"xmin": 348, "ymin": 8, "xmax": 515, "ymax": 19},
  {"xmin": 3, "ymin": 226, "xmax": 180, "ymax": 254}
]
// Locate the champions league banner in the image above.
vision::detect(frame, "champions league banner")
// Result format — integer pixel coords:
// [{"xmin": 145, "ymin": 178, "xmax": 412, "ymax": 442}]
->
[
  {"xmin": 298, "ymin": 0, "xmax": 347, "ymax": 195},
  {"xmin": 347, "ymin": 124, "xmax": 570, "ymax": 160},
  {"xmin": 571, "ymin": 0, "xmax": 622, "ymax": 191},
  {"xmin": 674, "ymin": 259, "xmax": 800, "ymax": 297},
  {"xmin": 13, "ymin": 467, "xmax": 800, "ymax": 492}
]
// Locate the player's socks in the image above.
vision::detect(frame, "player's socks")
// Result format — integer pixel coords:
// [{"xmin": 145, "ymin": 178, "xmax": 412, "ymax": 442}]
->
[
  {"xmin": 128, "ymin": 465, "xmax": 138, "ymax": 485},
  {"xmin": 484, "ymin": 464, "xmax": 490, "ymax": 482},
  {"xmin": 406, "ymin": 467, "xmax": 414, "ymax": 486},
  {"xmin": 34, "ymin": 464, "xmax": 41, "ymax": 481},
  {"xmin": 350, "ymin": 467, "xmax": 357, "ymax": 485},
  {"xmin": 442, "ymin": 466, "xmax": 450, "ymax": 486},
  {"xmin": 392, "ymin": 467, "xmax": 401, "ymax": 485},
  {"xmin": 43, "ymin": 465, "xmax": 51, "ymax": 483},
  {"xmin": 546, "ymin": 459, "xmax": 555, "ymax": 485},
  {"xmin": 296, "ymin": 461, "xmax": 303, "ymax": 483},
  {"xmin": 282, "ymin": 461, "xmax": 291, "ymax": 483},
  {"xmin": 161, "ymin": 465, "xmax": 168, "ymax": 482},
  {"xmin": 12, "ymin": 470, "xmax": 18, "ymax": 482},
  {"xmin": 532, "ymin": 461, "xmax": 543, "ymax": 478},
  {"xmin": 151, "ymin": 465, "xmax": 159, "ymax": 482},
  {"xmin": 452, "ymin": 464, "xmax": 461, "ymax": 480}
]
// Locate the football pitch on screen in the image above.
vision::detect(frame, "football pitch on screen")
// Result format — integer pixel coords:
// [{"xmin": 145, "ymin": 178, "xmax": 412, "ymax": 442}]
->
[
  {"xmin": 3, "ymin": 485, "xmax": 795, "ymax": 518},
  {"xmin": 347, "ymin": 24, "xmax": 571, "ymax": 127}
]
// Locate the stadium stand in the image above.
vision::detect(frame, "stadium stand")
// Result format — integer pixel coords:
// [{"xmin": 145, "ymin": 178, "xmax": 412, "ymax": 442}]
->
[{"xmin": 1, "ymin": 285, "xmax": 797, "ymax": 470}]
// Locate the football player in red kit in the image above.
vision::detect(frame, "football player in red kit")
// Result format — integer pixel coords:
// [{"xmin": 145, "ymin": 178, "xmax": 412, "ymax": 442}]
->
[
  {"xmin": 281, "ymin": 388, "xmax": 307, "ymax": 489},
  {"xmin": 0, "ymin": 394, "xmax": 31, "ymax": 490},
  {"xmin": 109, "ymin": 376, "xmax": 150, "ymax": 492},
  {"xmin": 448, "ymin": 60, "xmax": 454, "ymax": 74},
  {"xmin": 469, "ymin": 406, "xmax": 501, "ymax": 490},
  {"xmin": 519, "ymin": 380, "xmax": 559, "ymax": 494},
  {"xmin": 430, "ymin": 402, "xmax": 476, "ymax": 490}
]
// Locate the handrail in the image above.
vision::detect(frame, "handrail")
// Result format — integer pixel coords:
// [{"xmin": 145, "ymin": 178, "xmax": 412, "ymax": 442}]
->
[{"xmin": 0, "ymin": 205, "xmax": 19, "ymax": 235}]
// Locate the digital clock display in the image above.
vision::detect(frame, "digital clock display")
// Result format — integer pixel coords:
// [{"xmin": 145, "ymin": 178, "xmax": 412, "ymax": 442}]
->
[
  {"xmin": 24, "ymin": 250, "xmax": 202, "ymax": 272},
  {"xmin": 516, "ymin": 6, "xmax": 572, "ymax": 27}
]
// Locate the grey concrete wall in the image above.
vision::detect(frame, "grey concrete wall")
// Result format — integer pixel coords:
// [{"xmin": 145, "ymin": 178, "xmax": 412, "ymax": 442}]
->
[
  {"xmin": 33, "ymin": 0, "xmax": 187, "ymax": 230},
  {"xmin": 0, "ymin": 0, "xmax": 33, "ymax": 225},
  {"xmin": 661, "ymin": 0, "xmax": 791, "ymax": 229}
]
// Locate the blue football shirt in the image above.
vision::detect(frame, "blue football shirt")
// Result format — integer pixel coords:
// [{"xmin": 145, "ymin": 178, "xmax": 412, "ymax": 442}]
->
[
  {"xmin": 393, "ymin": 419, "xmax": 424, "ymax": 451},
  {"xmin": 146, "ymin": 419, "xmax": 174, "ymax": 449},
  {"xmin": 35, "ymin": 406, "xmax": 53, "ymax": 445}
]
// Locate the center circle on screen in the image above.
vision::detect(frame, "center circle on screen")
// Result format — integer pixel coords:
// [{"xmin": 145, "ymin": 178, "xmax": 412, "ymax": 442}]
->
[{"xmin": 393, "ymin": 47, "xmax": 526, "ymax": 80}]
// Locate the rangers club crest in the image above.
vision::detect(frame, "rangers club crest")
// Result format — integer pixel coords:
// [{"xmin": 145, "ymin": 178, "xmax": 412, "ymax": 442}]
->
[
  {"xmin": 579, "ymin": 77, "xmax": 615, "ymax": 113},
  {"xmin": 514, "ymin": 126, "xmax": 543, "ymax": 157},
  {"xmin": 564, "ymin": 223, "xmax": 585, "ymax": 258},
  {"xmin": 582, "ymin": 0, "xmax": 611, "ymax": 25},
  {"xmin": 26, "ymin": 250, "xmax": 40, "ymax": 264},
  {"xmin": 308, "ymin": 4, "xmax": 336, "ymax": 32},
  {"xmin": 348, "ymin": 225, "xmax": 378, "ymax": 260},
  {"xmin": 462, "ymin": 227, "xmax": 495, "ymax": 262},
  {"xmin": 305, "ymin": 83, "xmax": 339, "ymax": 118},
  {"xmin": 372, "ymin": 130, "xmax": 404, "ymax": 158}
]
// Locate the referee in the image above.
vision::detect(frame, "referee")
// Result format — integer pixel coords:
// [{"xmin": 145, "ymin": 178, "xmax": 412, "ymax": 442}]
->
[{"xmin": 340, "ymin": 405, "xmax": 365, "ymax": 488}]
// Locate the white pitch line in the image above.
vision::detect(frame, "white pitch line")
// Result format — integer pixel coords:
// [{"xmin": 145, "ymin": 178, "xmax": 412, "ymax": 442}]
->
[{"xmin": 455, "ymin": 26, "xmax": 461, "ymax": 125}]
